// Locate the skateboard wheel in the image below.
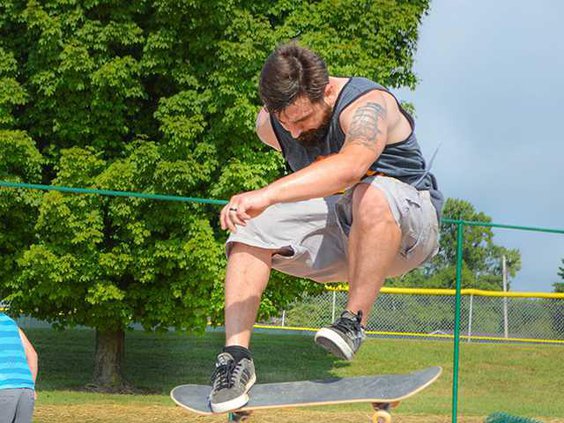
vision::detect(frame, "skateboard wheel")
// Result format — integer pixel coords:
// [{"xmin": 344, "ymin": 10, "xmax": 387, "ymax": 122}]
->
[{"xmin": 373, "ymin": 410, "xmax": 392, "ymax": 423}]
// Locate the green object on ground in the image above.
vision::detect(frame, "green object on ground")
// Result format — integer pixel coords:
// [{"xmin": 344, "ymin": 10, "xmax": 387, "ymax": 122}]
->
[{"xmin": 485, "ymin": 412, "xmax": 542, "ymax": 423}]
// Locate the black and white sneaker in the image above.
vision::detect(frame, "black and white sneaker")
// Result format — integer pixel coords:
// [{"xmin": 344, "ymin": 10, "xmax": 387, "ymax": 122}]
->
[
  {"xmin": 209, "ymin": 352, "xmax": 256, "ymax": 413},
  {"xmin": 314, "ymin": 310, "xmax": 366, "ymax": 361}
]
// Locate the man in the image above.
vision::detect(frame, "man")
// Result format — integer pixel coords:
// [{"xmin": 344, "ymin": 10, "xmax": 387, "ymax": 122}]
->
[
  {"xmin": 0, "ymin": 312, "xmax": 38, "ymax": 423},
  {"xmin": 209, "ymin": 43, "xmax": 443, "ymax": 413}
]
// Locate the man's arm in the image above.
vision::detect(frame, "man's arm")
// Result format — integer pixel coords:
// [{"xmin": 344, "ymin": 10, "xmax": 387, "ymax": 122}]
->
[
  {"xmin": 220, "ymin": 91, "xmax": 388, "ymax": 232},
  {"xmin": 256, "ymin": 107, "xmax": 281, "ymax": 151},
  {"xmin": 262, "ymin": 91, "xmax": 388, "ymax": 203},
  {"xmin": 18, "ymin": 328, "xmax": 38, "ymax": 382}
]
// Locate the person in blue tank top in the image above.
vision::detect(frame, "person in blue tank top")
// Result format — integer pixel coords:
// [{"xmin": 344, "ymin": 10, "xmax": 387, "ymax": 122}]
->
[
  {"xmin": 0, "ymin": 312, "xmax": 38, "ymax": 423},
  {"xmin": 208, "ymin": 43, "xmax": 443, "ymax": 413}
]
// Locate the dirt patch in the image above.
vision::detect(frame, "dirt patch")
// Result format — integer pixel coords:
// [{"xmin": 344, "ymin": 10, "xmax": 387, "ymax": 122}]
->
[
  {"xmin": 35, "ymin": 404, "xmax": 474, "ymax": 423},
  {"xmin": 36, "ymin": 404, "xmax": 192, "ymax": 423},
  {"xmin": 35, "ymin": 405, "xmax": 563, "ymax": 423}
]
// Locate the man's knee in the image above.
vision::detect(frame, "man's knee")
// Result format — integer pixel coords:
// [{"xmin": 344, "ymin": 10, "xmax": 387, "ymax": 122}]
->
[{"xmin": 351, "ymin": 183, "xmax": 398, "ymax": 229}]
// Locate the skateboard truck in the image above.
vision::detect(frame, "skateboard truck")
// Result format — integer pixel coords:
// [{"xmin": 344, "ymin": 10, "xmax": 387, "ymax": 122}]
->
[
  {"xmin": 372, "ymin": 401, "xmax": 400, "ymax": 423},
  {"xmin": 227, "ymin": 401, "xmax": 399, "ymax": 422},
  {"xmin": 228, "ymin": 410, "xmax": 252, "ymax": 422}
]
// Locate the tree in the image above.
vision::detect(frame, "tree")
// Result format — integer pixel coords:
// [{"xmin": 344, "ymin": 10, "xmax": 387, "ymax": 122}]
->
[
  {"xmin": 0, "ymin": 131, "xmax": 43, "ymax": 287},
  {"xmin": 388, "ymin": 198, "xmax": 522, "ymax": 289},
  {"xmin": 551, "ymin": 260, "xmax": 564, "ymax": 336},
  {"xmin": 0, "ymin": 43, "xmax": 44, "ymax": 304},
  {"xmin": 1, "ymin": 0, "xmax": 430, "ymax": 388},
  {"xmin": 554, "ymin": 259, "xmax": 564, "ymax": 293}
]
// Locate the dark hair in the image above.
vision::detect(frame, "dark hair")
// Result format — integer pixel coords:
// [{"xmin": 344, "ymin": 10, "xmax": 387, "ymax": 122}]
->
[{"xmin": 259, "ymin": 43, "xmax": 329, "ymax": 114}]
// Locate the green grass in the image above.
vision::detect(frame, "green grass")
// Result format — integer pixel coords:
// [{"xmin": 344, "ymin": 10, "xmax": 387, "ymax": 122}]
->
[{"xmin": 28, "ymin": 328, "xmax": 564, "ymax": 420}]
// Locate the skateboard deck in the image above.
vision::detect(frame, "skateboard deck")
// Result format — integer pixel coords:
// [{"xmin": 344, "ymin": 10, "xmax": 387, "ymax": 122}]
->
[{"xmin": 171, "ymin": 366, "xmax": 441, "ymax": 421}]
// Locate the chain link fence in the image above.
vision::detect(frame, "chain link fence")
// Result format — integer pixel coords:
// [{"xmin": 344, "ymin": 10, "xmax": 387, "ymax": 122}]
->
[
  {"xmin": 5, "ymin": 288, "xmax": 563, "ymax": 344},
  {"xmin": 258, "ymin": 287, "xmax": 564, "ymax": 345}
]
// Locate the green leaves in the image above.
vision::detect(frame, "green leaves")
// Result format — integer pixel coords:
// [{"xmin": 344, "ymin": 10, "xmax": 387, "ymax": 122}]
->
[
  {"xmin": 0, "ymin": 48, "xmax": 28, "ymax": 127},
  {"xmin": 0, "ymin": 130, "xmax": 42, "ymax": 180},
  {"xmin": 437, "ymin": 199, "xmax": 521, "ymax": 284},
  {"xmin": 388, "ymin": 198, "xmax": 523, "ymax": 290},
  {"xmin": 1, "ymin": 0, "xmax": 430, "ymax": 335},
  {"xmin": 0, "ymin": 130, "xmax": 43, "ymax": 286}
]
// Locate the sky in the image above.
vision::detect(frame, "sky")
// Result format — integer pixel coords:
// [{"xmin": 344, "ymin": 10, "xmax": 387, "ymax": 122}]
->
[{"xmin": 396, "ymin": 0, "xmax": 564, "ymax": 292}]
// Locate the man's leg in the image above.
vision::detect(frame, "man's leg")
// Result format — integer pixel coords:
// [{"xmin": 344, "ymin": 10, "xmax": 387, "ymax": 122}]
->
[
  {"xmin": 224, "ymin": 242, "xmax": 273, "ymax": 347},
  {"xmin": 315, "ymin": 184, "xmax": 402, "ymax": 360},
  {"xmin": 13, "ymin": 389, "xmax": 34, "ymax": 423},
  {"xmin": 209, "ymin": 242, "xmax": 274, "ymax": 413},
  {"xmin": 346, "ymin": 183, "xmax": 402, "ymax": 321},
  {"xmin": 0, "ymin": 389, "xmax": 19, "ymax": 423}
]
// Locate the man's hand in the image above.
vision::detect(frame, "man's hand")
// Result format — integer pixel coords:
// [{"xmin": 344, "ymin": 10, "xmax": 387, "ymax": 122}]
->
[{"xmin": 220, "ymin": 188, "xmax": 273, "ymax": 232}]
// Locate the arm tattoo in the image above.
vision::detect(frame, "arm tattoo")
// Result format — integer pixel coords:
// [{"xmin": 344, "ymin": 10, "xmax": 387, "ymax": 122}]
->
[{"xmin": 344, "ymin": 102, "xmax": 387, "ymax": 152}]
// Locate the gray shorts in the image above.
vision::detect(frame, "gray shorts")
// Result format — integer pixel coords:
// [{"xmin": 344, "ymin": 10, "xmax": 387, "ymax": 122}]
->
[
  {"xmin": 0, "ymin": 388, "xmax": 34, "ymax": 423},
  {"xmin": 226, "ymin": 176, "xmax": 440, "ymax": 282}
]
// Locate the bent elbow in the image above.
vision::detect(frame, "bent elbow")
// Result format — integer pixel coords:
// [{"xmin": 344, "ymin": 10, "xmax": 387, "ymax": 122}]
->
[
  {"xmin": 348, "ymin": 165, "xmax": 371, "ymax": 186},
  {"xmin": 338, "ymin": 169, "xmax": 363, "ymax": 189}
]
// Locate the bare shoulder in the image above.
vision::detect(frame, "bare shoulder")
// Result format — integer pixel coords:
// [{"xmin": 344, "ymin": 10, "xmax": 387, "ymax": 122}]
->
[
  {"xmin": 256, "ymin": 107, "xmax": 281, "ymax": 151},
  {"xmin": 339, "ymin": 90, "xmax": 390, "ymax": 133},
  {"xmin": 339, "ymin": 88, "xmax": 411, "ymax": 148}
]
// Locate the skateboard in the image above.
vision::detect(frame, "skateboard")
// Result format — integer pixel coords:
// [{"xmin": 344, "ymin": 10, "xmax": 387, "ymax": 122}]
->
[{"xmin": 171, "ymin": 366, "xmax": 442, "ymax": 422}]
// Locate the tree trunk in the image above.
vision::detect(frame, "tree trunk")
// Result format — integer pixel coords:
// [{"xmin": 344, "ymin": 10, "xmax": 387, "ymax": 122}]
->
[{"xmin": 93, "ymin": 328, "xmax": 125, "ymax": 390}]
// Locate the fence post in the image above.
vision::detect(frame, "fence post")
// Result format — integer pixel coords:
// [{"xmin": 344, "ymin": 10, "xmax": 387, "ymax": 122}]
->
[
  {"xmin": 452, "ymin": 221, "xmax": 464, "ymax": 423},
  {"xmin": 502, "ymin": 255, "xmax": 509, "ymax": 338},
  {"xmin": 467, "ymin": 293, "xmax": 474, "ymax": 343},
  {"xmin": 332, "ymin": 290, "xmax": 336, "ymax": 323}
]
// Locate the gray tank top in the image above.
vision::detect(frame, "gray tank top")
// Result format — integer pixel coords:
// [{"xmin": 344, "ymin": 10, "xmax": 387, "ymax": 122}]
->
[{"xmin": 270, "ymin": 77, "xmax": 444, "ymax": 216}]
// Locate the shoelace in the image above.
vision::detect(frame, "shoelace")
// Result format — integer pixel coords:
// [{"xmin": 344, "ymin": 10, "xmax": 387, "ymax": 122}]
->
[
  {"xmin": 210, "ymin": 359, "xmax": 236, "ymax": 390},
  {"xmin": 332, "ymin": 310, "xmax": 363, "ymax": 335}
]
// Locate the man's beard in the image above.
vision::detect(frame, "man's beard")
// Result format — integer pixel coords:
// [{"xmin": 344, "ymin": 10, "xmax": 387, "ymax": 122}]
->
[{"xmin": 296, "ymin": 103, "xmax": 333, "ymax": 147}]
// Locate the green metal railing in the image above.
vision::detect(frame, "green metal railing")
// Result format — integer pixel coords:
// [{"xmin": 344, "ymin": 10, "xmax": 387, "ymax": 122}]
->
[
  {"xmin": 441, "ymin": 217, "xmax": 564, "ymax": 422},
  {"xmin": 2, "ymin": 180, "xmax": 563, "ymax": 422},
  {"xmin": 0, "ymin": 180, "xmax": 226, "ymax": 205}
]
